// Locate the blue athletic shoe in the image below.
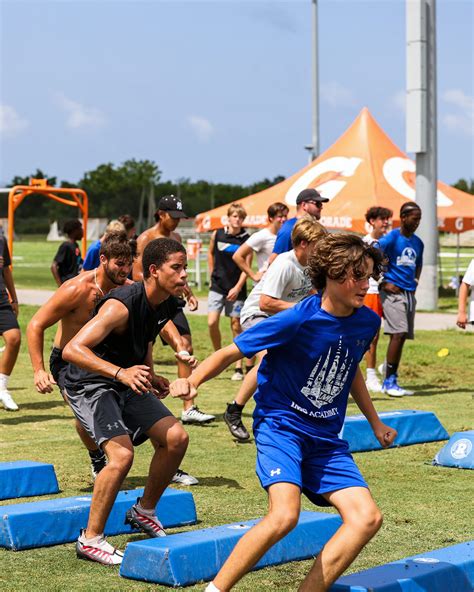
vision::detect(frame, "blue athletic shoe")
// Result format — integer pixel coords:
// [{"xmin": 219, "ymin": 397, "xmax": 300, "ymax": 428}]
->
[{"xmin": 382, "ymin": 375, "xmax": 405, "ymax": 397}]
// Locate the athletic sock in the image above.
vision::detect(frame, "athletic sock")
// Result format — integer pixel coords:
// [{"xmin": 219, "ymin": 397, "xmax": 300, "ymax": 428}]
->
[
  {"xmin": 386, "ymin": 362, "xmax": 398, "ymax": 378},
  {"xmin": 205, "ymin": 583, "xmax": 221, "ymax": 592},
  {"xmin": 136, "ymin": 500, "xmax": 156, "ymax": 516},
  {"xmin": 245, "ymin": 365, "xmax": 254, "ymax": 373},
  {"xmin": 366, "ymin": 368, "xmax": 377, "ymax": 379},
  {"xmin": 234, "ymin": 368, "xmax": 243, "ymax": 375},
  {"xmin": 0, "ymin": 373, "xmax": 9, "ymax": 390},
  {"xmin": 79, "ymin": 531, "xmax": 104, "ymax": 545},
  {"xmin": 228, "ymin": 401, "xmax": 244, "ymax": 413}
]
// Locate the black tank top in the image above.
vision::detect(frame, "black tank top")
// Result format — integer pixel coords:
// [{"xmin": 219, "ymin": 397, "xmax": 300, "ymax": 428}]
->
[{"xmin": 64, "ymin": 282, "xmax": 178, "ymax": 389}]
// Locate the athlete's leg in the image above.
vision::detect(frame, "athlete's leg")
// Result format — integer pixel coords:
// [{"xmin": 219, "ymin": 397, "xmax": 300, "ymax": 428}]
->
[
  {"xmin": 230, "ymin": 316, "xmax": 243, "ymax": 372},
  {"xmin": 0, "ymin": 327, "xmax": 21, "ymax": 375},
  {"xmin": 85, "ymin": 435, "xmax": 134, "ymax": 538},
  {"xmin": 234, "ymin": 351, "xmax": 265, "ymax": 405},
  {"xmin": 212, "ymin": 483, "xmax": 301, "ymax": 591},
  {"xmin": 364, "ymin": 329, "xmax": 379, "ymax": 371},
  {"xmin": 298, "ymin": 487, "xmax": 383, "ymax": 592},
  {"xmin": 140, "ymin": 416, "xmax": 189, "ymax": 510},
  {"xmin": 208, "ymin": 310, "xmax": 222, "ymax": 351},
  {"xmin": 178, "ymin": 334, "xmax": 195, "ymax": 412},
  {"xmin": 385, "ymin": 332, "xmax": 407, "ymax": 377}
]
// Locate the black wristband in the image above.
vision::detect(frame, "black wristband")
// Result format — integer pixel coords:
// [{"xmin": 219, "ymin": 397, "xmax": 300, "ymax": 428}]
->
[{"xmin": 114, "ymin": 367, "xmax": 122, "ymax": 380}]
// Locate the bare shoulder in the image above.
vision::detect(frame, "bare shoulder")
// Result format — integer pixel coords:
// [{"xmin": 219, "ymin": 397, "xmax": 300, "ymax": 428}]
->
[
  {"xmin": 171, "ymin": 231, "xmax": 182, "ymax": 243},
  {"xmin": 55, "ymin": 272, "xmax": 96, "ymax": 306}
]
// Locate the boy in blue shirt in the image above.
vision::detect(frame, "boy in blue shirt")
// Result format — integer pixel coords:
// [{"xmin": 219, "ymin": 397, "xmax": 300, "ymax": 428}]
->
[
  {"xmin": 170, "ymin": 233, "xmax": 397, "ymax": 592},
  {"xmin": 378, "ymin": 202, "xmax": 423, "ymax": 396}
]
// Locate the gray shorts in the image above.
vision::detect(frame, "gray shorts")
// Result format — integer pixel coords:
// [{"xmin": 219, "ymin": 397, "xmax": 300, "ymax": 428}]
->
[
  {"xmin": 208, "ymin": 290, "xmax": 244, "ymax": 318},
  {"xmin": 380, "ymin": 289, "xmax": 416, "ymax": 339},
  {"xmin": 240, "ymin": 314, "xmax": 268, "ymax": 331},
  {"xmin": 65, "ymin": 383, "xmax": 173, "ymax": 448}
]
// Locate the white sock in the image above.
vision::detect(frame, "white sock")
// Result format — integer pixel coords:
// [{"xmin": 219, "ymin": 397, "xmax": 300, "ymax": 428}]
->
[
  {"xmin": 136, "ymin": 500, "xmax": 156, "ymax": 517},
  {"xmin": 366, "ymin": 368, "xmax": 376, "ymax": 379},
  {"xmin": 0, "ymin": 373, "xmax": 9, "ymax": 390},
  {"xmin": 205, "ymin": 583, "xmax": 221, "ymax": 592},
  {"xmin": 79, "ymin": 531, "xmax": 104, "ymax": 545}
]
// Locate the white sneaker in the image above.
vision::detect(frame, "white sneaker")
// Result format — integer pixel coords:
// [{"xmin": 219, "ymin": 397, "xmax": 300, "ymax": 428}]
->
[
  {"xmin": 181, "ymin": 405, "xmax": 216, "ymax": 424},
  {"xmin": 365, "ymin": 375, "xmax": 383, "ymax": 392},
  {"xmin": 231, "ymin": 370, "xmax": 244, "ymax": 381},
  {"xmin": 171, "ymin": 469, "xmax": 199, "ymax": 486},
  {"xmin": 0, "ymin": 389, "xmax": 19, "ymax": 411},
  {"xmin": 378, "ymin": 362, "xmax": 386, "ymax": 378},
  {"xmin": 76, "ymin": 530, "xmax": 123, "ymax": 565}
]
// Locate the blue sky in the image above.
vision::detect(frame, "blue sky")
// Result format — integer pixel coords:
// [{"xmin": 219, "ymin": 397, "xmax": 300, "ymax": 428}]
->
[{"xmin": 0, "ymin": 0, "xmax": 473, "ymax": 187}]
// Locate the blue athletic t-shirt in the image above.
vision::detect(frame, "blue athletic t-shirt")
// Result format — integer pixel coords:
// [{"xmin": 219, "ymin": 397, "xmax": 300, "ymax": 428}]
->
[
  {"xmin": 235, "ymin": 295, "xmax": 380, "ymax": 442},
  {"xmin": 378, "ymin": 229, "xmax": 423, "ymax": 292},
  {"xmin": 82, "ymin": 239, "xmax": 101, "ymax": 271},
  {"xmin": 272, "ymin": 217, "xmax": 297, "ymax": 255}
]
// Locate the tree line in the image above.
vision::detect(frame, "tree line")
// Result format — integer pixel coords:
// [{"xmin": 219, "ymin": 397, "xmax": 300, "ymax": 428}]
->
[{"xmin": 3, "ymin": 158, "xmax": 473, "ymax": 234}]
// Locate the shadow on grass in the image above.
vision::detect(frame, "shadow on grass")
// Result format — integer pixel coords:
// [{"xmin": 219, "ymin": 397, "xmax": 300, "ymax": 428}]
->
[
  {"xmin": 193, "ymin": 476, "xmax": 244, "ymax": 489},
  {"xmin": 0, "ymin": 414, "xmax": 69, "ymax": 425},
  {"xmin": 17, "ymin": 400, "xmax": 65, "ymax": 411}
]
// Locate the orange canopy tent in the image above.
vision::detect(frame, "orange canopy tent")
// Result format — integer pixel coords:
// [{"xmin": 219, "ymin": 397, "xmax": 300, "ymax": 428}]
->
[{"xmin": 195, "ymin": 108, "xmax": 473, "ymax": 234}]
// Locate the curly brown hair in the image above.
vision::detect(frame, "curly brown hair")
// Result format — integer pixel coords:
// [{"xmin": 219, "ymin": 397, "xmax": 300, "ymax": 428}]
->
[{"xmin": 308, "ymin": 233, "xmax": 385, "ymax": 290}]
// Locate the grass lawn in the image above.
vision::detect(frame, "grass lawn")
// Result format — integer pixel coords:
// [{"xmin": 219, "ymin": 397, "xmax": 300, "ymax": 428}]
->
[{"xmin": 0, "ymin": 309, "xmax": 473, "ymax": 591}]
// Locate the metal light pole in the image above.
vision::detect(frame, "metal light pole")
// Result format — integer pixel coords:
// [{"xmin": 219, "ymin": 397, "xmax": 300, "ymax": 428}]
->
[
  {"xmin": 406, "ymin": 0, "xmax": 438, "ymax": 310},
  {"xmin": 305, "ymin": 0, "xmax": 319, "ymax": 163}
]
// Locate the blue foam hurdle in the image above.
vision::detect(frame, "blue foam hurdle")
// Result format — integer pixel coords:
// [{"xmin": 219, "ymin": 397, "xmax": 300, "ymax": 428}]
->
[
  {"xmin": 0, "ymin": 487, "xmax": 196, "ymax": 550},
  {"xmin": 120, "ymin": 510, "xmax": 342, "ymax": 586},
  {"xmin": 433, "ymin": 430, "xmax": 474, "ymax": 470},
  {"xmin": 342, "ymin": 410, "xmax": 449, "ymax": 453},
  {"xmin": 0, "ymin": 461, "xmax": 59, "ymax": 501},
  {"xmin": 331, "ymin": 541, "xmax": 474, "ymax": 592}
]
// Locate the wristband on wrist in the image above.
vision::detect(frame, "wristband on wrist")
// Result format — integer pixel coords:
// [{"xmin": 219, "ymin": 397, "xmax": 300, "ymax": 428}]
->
[
  {"xmin": 114, "ymin": 367, "xmax": 122, "ymax": 380},
  {"xmin": 177, "ymin": 350, "xmax": 190, "ymax": 356}
]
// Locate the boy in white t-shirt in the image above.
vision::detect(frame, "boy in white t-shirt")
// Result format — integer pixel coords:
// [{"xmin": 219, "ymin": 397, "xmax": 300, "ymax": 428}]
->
[
  {"xmin": 362, "ymin": 207, "xmax": 392, "ymax": 393},
  {"xmin": 457, "ymin": 258, "xmax": 474, "ymax": 329},
  {"xmin": 224, "ymin": 217, "xmax": 327, "ymax": 441},
  {"xmin": 232, "ymin": 202, "xmax": 289, "ymax": 283}
]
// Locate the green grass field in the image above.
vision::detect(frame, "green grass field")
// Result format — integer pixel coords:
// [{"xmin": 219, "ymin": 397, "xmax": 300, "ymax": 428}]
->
[{"xmin": 0, "ymin": 309, "xmax": 473, "ymax": 592}]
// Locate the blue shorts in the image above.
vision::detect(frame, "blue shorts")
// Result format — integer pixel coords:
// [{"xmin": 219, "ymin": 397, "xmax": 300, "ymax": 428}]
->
[{"xmin": 255, "ymin": 417, "xmax": 367, "ymax": 507}]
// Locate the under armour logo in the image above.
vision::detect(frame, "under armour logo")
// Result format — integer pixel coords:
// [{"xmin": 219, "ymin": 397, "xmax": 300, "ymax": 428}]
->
[
  {"xmin": 106, "ymin": 422, "xmax": 119, "ymax": 430},
  {"xmin": 356, "ymin": 339, "xmax": 366, "ymax": 347},
  {"xmin": 270, "ymin": 468, "xmax": 281, "ymax": 477},
  {"xmin": 176, "ymin": 201, "xmax": 183, "ymax": 210}
]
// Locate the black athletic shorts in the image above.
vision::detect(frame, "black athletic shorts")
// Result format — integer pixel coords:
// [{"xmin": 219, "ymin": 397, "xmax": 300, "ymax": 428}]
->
[
  {"xmin": 159, "ymin": 308, "xmax": 191, "ymax": 346},
  {"xmin": 65, "ymin": 383, "xmax": 173, "ymax": 448},
  {"xmin": 0, "ymin": 302, "xmax": 19, "ymax": 334},
  {"xmin": 49, "ymin": 347, "xmax": 68, "ymax": 394}
]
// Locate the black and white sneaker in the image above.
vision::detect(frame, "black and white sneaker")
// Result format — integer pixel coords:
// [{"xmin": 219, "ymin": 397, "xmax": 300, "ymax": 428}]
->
[
  {"xmin": 224, "ymin": 403, "xmax": 250, "ymax": 442},
  {"xmin": 181, "ymin": 405, "xmax": 216, "ymax": 424},
  {"xmin": 125, "ymin": 498, "xmax": 166, "ymax": 537},
  {"xmin": 76, "ymin": 529, "xmax": 123, "ymax": 565},
  {"xmin": 171, "ymin": 469, "xmax": 199, "ymax": 486},
  {"xmin": 90, "ymin": 451, "xmax": 107, "ymax": 480}
]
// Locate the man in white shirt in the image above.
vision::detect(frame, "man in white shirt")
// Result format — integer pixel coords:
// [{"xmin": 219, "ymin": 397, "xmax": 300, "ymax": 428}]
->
[
  {"xmin": 457, "ymin": 258, "xmax": 474, "ymax": 329},
  {"xmin": 232, "ymin": 202, "xmax": 289, "ymax": 283},
  {"xmin": 362, "ymin": 206, "xmax": 392, "ymax": 393},
  {"xmin": 224, "ymin": 217, "xmax": 327, "ymax": 441}
]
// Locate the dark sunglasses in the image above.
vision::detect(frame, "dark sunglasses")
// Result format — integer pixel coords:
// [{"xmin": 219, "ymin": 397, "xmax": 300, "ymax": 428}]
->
[{"xmin": 306, "ymin": 200, "xmax": 323, "ymax": 207}]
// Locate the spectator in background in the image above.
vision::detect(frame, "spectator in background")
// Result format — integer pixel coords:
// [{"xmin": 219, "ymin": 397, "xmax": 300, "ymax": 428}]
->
[
  {"xmin": 456, "ymin": 258, "xmax": 474, "ymax": 329},
  {"xmin": 379, "ymin": 202, "xmax": 423, "ymax": 397},
  {"xmin": 362, "ymin": 206, "xmax": 392, "ymax": 393},
  {"xmin": 0, "ymin": 233, "xmax": 21, "ymax": 411},
  {"xmin": 51, "ymin": 219, "xmax": 84, "ymax": 286},
  {"xmin": 82, "ymin": 220, "xmax": 125, "ymax": 271},
  {"xmin": 267, "ymin": 188, "xmax": 329, "ymax": 266},
  {"xmin": 207, "ymin": 203, "xmax": 250, "ymax": 381},
  {"xmin": 118, "ymin": 214, "xmax": 137, "ymax": 239},
  {"xmin": 232, "ymin": 202, "xmax": 289, "ymax": 283}
]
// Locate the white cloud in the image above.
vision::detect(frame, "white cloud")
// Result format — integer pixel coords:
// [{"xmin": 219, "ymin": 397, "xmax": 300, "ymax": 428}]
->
[
  {"xmin": 188, "ymin": 115, "xmax": 214, "ymax": 142},
  {"xmin": 0, "ymin": 104, "xmax": 29, "ymax": 137},
  {"xmin": 442, "ymin": 89, "xmax": 474, "ymax": 136},
  {"xmin": 320, "ymin": 81, "xmax": 356, "ymax": 108},
  {"xmin": 55, "ymin": 93, "xmax": 106, "ymax": 129}
]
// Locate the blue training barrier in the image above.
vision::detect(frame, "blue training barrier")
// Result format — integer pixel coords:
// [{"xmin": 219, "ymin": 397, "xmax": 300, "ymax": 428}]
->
[
  {"xmin": 0, "ymin": 487, "xmax": 196, "ymax": 550},
  {"xmin": 120, "ymin": 510, "xmax": 342, "ymax": 586},
  {"xmin": 342, "ymin": 410, "xmax": 449, "ymax": 452},
  {"xmin": 433, "ymin": 430, "xmax": 474, "ymax": 469},
  {"xmin": 0, "ymin": 461, "xmax": 59, "ymax": 500},
  {"xmin": 331, "ymin": 541, "xmax": 474, "ymax": 591}
]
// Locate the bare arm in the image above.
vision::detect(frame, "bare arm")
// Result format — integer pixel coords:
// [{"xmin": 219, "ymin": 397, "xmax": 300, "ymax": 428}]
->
[
  {"xmin": 207, "ymin": 231, "xmax": 216, "ymax": 277},
  {"xmin": 267, "ymin": 252, "xmax": 278, "ymax": 267},
  {"xmin": 132, "ymin": 234, "xmax": 148, "ymax": 281},
  {"xmin": 50, "ymin": 261, "xmax": 62, "ymax": 287},
  {"xmin": 457, "ymin": 281, "xmax": 470, "ymax": 329},
  {"xmin": 259, "ymin": 294, "xmax": 294, "ymax": 316},
  {"xmin": 159, "ymin": 320, "xmax": 198, "ymax": 367},
  {"xmin": 233, "ymin": 243, "xmax": 260, "ymax": 282},
  {"xmin": 63, "ymin": 299, "xmax": 152, "ymax": 394},
  {"xmin": 3, "ymin": 266, "xmax": 18, "ymax": 317},
  {"xmin": 27, "ymin": 283, "xmax": 85, "ymax": 392},
  {"xmin": 350, "ymin": 366, "xmax": 397, "ymax": 448}
]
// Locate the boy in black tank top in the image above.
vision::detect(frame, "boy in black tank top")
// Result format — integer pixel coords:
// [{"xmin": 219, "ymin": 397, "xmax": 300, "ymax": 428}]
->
[{"xmin": 63, "ymin": 239, "xmax": 195, "ymax": 566}]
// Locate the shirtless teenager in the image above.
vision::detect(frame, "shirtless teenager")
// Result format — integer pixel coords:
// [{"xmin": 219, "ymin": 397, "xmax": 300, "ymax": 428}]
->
[
  {"xmin": 134, "ymin": 195, "xmax": 215, "ymax": 434},
  {"xmin": 27, "ymin": 232, "xmax": 136, "ymax": 478}
]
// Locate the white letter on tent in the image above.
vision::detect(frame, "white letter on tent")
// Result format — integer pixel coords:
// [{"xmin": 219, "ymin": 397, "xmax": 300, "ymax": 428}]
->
[
  {"xmin": 383, "ymin": 157, "xmax": 452, "ymax": 206},
  {"xmin": 285, "ymin": 157, "xmax": 363, "ymax": 205}
]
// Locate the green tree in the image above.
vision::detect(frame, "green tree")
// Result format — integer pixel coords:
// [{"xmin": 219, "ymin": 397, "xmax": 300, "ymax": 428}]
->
[{"xmin": 453, "ymin": 178, "xmax": 474, "ymax": 195}]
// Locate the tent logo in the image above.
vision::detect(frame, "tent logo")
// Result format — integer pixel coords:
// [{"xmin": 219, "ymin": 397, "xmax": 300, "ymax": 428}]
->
[{"xmin": 451, "ymin": 439, "xmax": 472, "ymax": 459}]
